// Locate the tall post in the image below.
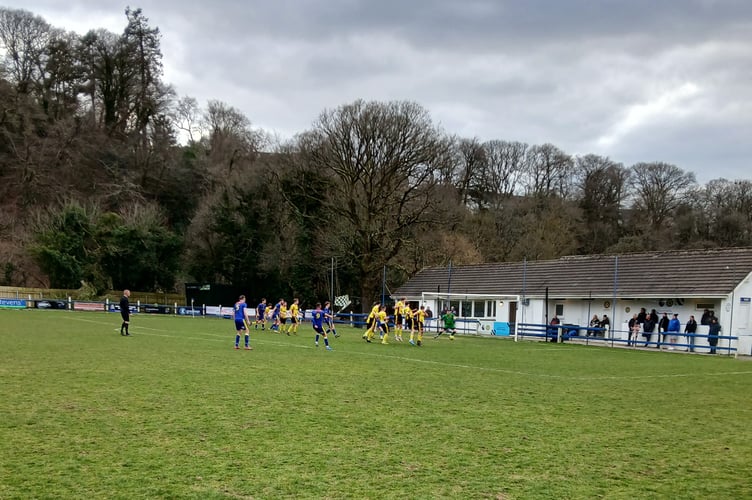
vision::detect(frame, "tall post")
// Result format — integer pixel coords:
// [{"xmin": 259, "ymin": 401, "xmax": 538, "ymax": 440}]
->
[
  {"xmin": 545, "ymin": 286, "xmax": 549, "ymax": 324},
  {"xmin": 612, "ymin": 256, "xmax": 619, "ymax": 345},
  {"xmin": 330, "ymin": 257, "xmax": 335, "ymax": 307},
  {"xmin": 447, "ymin": 259, "xmax": 453, "ymax": 312},
  {"xmin": 381, "ymin": 265, "xmax": 386, "ymax": 305}
]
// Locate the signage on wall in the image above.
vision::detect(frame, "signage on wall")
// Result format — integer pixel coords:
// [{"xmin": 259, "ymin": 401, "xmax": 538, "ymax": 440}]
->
[{"xmin": 741, "ymin": 297, "xmax": 751, "ymax": 305}]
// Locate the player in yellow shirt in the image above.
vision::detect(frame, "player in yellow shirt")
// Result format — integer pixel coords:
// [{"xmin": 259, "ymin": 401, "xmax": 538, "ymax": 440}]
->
[
  {"xmin": 410, "ymin": 306, "xmax": 426, "ymax": 346},
  {"xmin": 289, "ymin": 298, "xmax": 300, "ymax": 335},
  {"xmin": 279, "ymin": 300, "xmax": 289, "ymax": 335},
  {"xmin": 404, "ymin": 304, "xmax": 415, "ymax": 344},
  {"xmin": 393, "ymin": 298, "xmax": 405, "ymax": 342},
  {"xmin": 377, "ymin": 305, "xmax": 390, "ymax": 344},
  {"xmin": 363, "ymin": 302, "xmax": 380, "ymax": 343}
]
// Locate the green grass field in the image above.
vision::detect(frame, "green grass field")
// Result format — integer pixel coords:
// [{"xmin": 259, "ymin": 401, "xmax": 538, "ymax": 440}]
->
[{"xmin": 1, "ymin": 310, "xmax": 751, "ymax": 499}]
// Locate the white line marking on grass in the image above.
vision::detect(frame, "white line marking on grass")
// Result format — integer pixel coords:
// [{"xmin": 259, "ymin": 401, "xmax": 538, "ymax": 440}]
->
[{"xmin": 64, "ymin": 316, "xmax": 752, "ymax": 380}]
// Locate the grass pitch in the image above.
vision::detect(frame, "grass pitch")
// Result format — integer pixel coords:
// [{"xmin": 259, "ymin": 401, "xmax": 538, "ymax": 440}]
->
[{"xmin": 1, "ymin": 309, "xmax": 751, "ymax": 499}]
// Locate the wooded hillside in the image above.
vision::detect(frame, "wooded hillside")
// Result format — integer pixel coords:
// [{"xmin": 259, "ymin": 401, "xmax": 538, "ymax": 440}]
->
[{"xmin": 1, "ymin": 7, "xmax": 750, "ymax": 308}]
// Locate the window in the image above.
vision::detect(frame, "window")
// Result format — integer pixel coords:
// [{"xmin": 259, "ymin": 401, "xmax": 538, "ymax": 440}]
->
[
  {"xmin": 555, "ymin": 304, "xmax": 564, "ymax": 316},
  {"xmin": 460, "ymin": 300, "xmax": 472, "ymax": 317},
  {"xmin": 487, "ymin": 300, "xmax": 496, "ymax": 317},
  {"xmin": 472, "ymin": 300, "xmax": 485, "ymax": 318}
]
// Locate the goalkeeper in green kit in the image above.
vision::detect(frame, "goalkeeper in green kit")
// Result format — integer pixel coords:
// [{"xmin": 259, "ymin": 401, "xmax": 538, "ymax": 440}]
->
[{"xmin": 434, "ymin": 308, "xmax": 457, "ymax": 340}]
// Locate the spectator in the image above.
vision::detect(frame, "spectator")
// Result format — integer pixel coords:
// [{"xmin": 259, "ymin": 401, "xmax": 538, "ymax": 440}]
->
[
  {"xmin": 637, "ymin": 307, "xmax": 647, "ymax": 324},
  {"xmin": 708, "ymin": 318, "xmax": 721, "ymax": 354},
  {"xmin": 548, "ymin": 315, "xmax": 561, "ymax": 342},
  {"xmin": 658, "ymin": 312, "xmax": 670, "ymax": 345},
  {"xmin": 684, "ymin": 315, "xmax": 698, "ymax": 352},
  {"xmin": 628, "ymin": 313, "xmax": 640, "ymax": 346},
  {"xmin": 588, "ymin": 314, "xmax": 601, "ymax": 336},
  {"xmin": 643, "ymin": 313, "xmax": 656, "ymax": 347},
  {"xmin": 667, "ymin": 314, "xmax": 681, "ymax": 348},
  {"xmin": 600, "ymin": 314, "xmax": 610, "ymax": 337},
  {"xmin": 700, "ymin": 309, "xmax": 711, "ymax": 326}
]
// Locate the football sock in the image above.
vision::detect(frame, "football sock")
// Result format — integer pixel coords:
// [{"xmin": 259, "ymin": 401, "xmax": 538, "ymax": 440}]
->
[
  {"xmin": 235, "ymin": 334, "xmax": 240, "ymax": 347},
  {"xmin": 244, "ymin": 334, "xmax": 249, "ymax": 347}
]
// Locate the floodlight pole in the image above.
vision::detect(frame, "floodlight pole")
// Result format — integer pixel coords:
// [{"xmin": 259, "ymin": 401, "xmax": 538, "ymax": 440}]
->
[
  {"xmin": 381, "ymin": 265, "xmax": 386, "ymax": 305},
  {"xmin": 330, "ymin": 257, "xmax": 335, "ymax": 307}
]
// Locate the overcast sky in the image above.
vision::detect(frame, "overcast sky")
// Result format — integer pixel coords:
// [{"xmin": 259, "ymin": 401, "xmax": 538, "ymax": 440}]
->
[{"xmin": 5, "ymin": 1, "xmax": 751, "ymax": 182}]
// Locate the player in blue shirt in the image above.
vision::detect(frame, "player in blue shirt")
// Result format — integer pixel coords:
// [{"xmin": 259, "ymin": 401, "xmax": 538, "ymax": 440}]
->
[
  {"xmin": 311, "ymin": 302, "xmax": 332, "ymax": 351},
  {"xmin": 255, "ymin": 298, "xmax": 267, "ymax": 330},
  {"xmin": 323, "ymin": 300, "xmax": 338, "ymax": 338},
  {"xmin": 234, "ymin": 295, "xmax": 252, "ymax": 350},
  {"xmin": 270, "ymin": 298, "xmax": 283, "ymax": 331}
]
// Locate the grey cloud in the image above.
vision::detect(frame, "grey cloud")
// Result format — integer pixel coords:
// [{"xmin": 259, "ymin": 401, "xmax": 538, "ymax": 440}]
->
[{"xmin": 5, "ymin": 0, "xmax": 752, "ymax": 182}]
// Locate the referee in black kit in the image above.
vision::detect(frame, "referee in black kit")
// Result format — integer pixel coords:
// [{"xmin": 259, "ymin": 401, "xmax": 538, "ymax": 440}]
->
[{"xmin": 120, "ymin": 289, "xmax": 131, "ymax": 336}]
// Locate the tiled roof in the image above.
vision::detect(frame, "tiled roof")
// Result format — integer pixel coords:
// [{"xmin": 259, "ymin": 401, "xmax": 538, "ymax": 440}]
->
[{"xmin": 394, "ymin": 248, "xmax": 752, "ymax": 298}]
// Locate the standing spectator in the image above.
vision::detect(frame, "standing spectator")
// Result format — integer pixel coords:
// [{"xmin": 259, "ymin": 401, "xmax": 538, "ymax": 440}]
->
[
  {"xmin": 658, "ymin": 312, "xmax": 670, "ymax": 346},
  {"xmin": 119, "ymin": 289, "xmax": 131, "ymax": 336},
  {"xmin": 637, "ymin": 307, "xmax": 647, "ymax": 325},
  {"xmin": 700, "ymin": 309, "xmax": 711, "ymax": 326},
  {"xmin": 708, "ymin": 318, "xmax": 721, "ymax": 354},
  {"xmin": 684, "ymin": 315, "xmax": 698, "ymax": 352},
  {"xmin": 643, "ymin": 313, "xmax": 657, "ymax": 347},
  {"xmin": 667, "ymin": 314, "xmax": 681, "ymax": 348},
  {"xmin": 628, "ymin": 314, "xmax": 640, "ymax": 346}
]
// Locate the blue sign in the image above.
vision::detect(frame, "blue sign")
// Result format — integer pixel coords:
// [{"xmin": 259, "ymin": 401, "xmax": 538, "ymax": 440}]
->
[
  {"xmin": 741, "ymin": 297, "xmax": 751, "ymax": 304},
  {"xmin": 0, "ymin": 298, "xmax": 27, "ymax": 308},
  {"xmin": 177, "ymin": 307, "xmax": 204, "ymax": 316},
  {"xmin": 493, "ymin": 322, "xmax": 511, "ymax": 336}
]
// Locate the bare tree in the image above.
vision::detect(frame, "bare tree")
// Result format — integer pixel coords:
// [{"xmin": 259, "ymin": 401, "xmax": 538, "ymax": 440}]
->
[
  {"xmin": 172, "ymin": 95, "xmax": 204, "ymax": 143},
  {"xmin": 0, "ymin": 8, "xmax": 52, "ymax": 94},
  {"xmin": 575, "ymin": 154, "xmax": 630, "ymax": 253},
  {"xmin": 523, "ymin": 143, "xmax": 574, "ymax": 200},
  {"xmin": 630, "ymin": 162, "xmax": 696, "ymax": 231},
  {"xmin": 293, "ymin": 100, "xmax": 451, "ymax": 308},
  {"xmin": 479, "ymin": 140, "xmax": 527, "ymax": 210}
]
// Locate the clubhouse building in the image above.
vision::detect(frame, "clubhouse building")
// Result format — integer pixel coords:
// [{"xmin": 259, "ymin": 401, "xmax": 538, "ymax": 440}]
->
[{"xmin": 393, "ymin": 247, "xmax": 752, "ymax": 355}]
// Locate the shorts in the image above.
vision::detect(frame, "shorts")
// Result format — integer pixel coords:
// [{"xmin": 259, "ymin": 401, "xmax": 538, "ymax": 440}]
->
[
  {"xmin": 395, "ymin": 314, "xmax": 403, "ymax": 326},
  {"xmin": 235, "ymin": 319, "xmax": 247, "ymax": 331},
  {"xmin": 291, "ymin": 317, "xmax": 299, "ymax": 325},
  {"xmin": 313, "ymin": 324, "xmax": 325, "ymax": 334},
  {"xmin": 280, "ymin": 317, "xmax": 287, "ymax": 325},
  {"xmin": 367, "ymin": 317, "xmax": 375, "ymax": 329},
  {"xmin": 121, "ymin": 311, "xmax": 130, "ymax": 322}
]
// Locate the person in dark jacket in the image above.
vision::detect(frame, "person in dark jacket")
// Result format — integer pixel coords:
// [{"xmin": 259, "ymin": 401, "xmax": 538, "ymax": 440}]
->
[
  {"xmin": 637, "ymin": 307, "xmax": 647, "ymax": 325},
  {"xmin": 708, "ymin": 318, "xmax": 721, "ymax": 354},
  {"xmin": 658, "ymin": 313, "xmax": 670, "ymax": 345},
  {"xmin": 700, "ymin": 309, "xmax": 711, "ymax": 326},
  {"xmin": 120, "ymin": 289, "xmax": 131, "ymax": 336},
  {"xmin": 643, "ymin": 314, "xmax": 656, "ymax": 347},
  {"xmin": 684, "ymin": 315, "xmax": 698, "ymax": 352}
]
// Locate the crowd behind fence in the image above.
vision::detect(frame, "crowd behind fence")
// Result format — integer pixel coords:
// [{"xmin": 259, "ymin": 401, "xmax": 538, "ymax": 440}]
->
[{"xmin": 516, "ymin": 323, "xmax": 737, "ymax": 355}]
